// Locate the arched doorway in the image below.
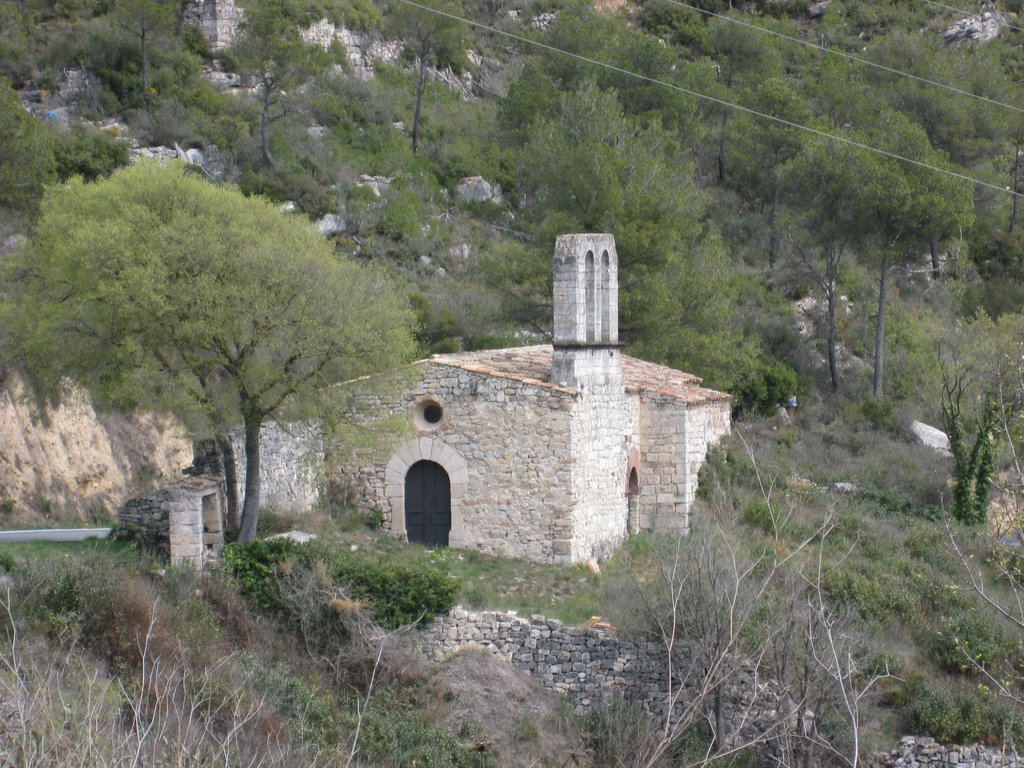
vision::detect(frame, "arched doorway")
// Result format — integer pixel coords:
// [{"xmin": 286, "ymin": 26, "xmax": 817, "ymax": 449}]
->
[
  {"xmin": 627, "ymin": 467, "xmax": 640, "ymax": 535},
  {"xmin": 405, "ymin": 460, "xmax": 451, "ymax": 546}
]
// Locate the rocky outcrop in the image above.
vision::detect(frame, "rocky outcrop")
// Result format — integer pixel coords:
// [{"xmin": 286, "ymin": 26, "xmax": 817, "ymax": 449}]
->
[
  {"xmin": 0, "ymin": 374, "xmax": 191, "ymax": 524},
  {"xmin": 944, "ymin": 11, "xmax": 1007, "ymax": 47}
]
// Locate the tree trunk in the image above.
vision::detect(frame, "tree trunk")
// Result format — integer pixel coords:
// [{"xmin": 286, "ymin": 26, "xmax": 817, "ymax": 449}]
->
[
  {"xmin": 1011, "ymin": 135, "xmax": 1021, "ymax": 234},
  {"xmin": 216, "ymin": 433, "xmax": 240, "ymax": 532},
  {"xmin": 412, "ymin": 53, "xmax": 428, "ymax": 154},
  {"xmin": 768, "ymin": 176, "xmax": 781, "ymax": 268},
  {"xmin": 826, "ymin": 281, "xmax": 839, "ymax": 393},
  {"xmin": 237, "ymin": 412, "xmax": 262, "ymax": 544},
  {"xmin": 929, "ymin": 235, "xmax": 941, "ymax": 280},
  {"xmin": 714, "ymin": 684, "xmax": 726, "ymax": 752},
  {"xmin": 872, "ymin": 258, "xmax": 889, "ymax": 398},
  {"xmin": 140, "ymin": 27, "xmax": 149, "ymax": 110},
  {"xmin": 717, "ymin": 110, "xmax": 728, "ymax": 182},
  {"xmin": 260, "ymin": 84, "xmax": 276, "ymax": 166}
]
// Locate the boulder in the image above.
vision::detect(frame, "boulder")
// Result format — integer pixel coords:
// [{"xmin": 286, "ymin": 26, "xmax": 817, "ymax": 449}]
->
[
  {"xmin": 911, "ymin": 421, "xmax": 951, "ymax": 455},
  {"xmin": 807, "ymin": 1, "xmax": 830, "ymax": 19},
  {"xmin": 456, "ymin": 176, "xmax": 503, "ymax": 205},
  {"xmin": 315, "ymin": 212, "xmax": 346, "ymax": 236}
]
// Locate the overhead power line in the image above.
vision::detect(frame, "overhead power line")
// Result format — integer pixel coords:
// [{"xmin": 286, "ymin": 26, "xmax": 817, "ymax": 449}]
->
[
  {"xmin": 395, "ymin": 0, "xmax": 1021, "ymax": 198},
  {"xmin": 918, "ymin": 0, "xmax": 1024, "ymax": 36},
  {"xmin": 660, "ymin": 0, "xmax": 1024, "ymax": 116}
]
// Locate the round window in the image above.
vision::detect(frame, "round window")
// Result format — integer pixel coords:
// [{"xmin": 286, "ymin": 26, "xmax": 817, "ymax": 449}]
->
[
  {"xmin": 412, "ymin": 398, "xmax": 445, "ymax": 432},
  {"xmin": 423, "ymin": 403, "xmax": 443, "ymax": 424}
]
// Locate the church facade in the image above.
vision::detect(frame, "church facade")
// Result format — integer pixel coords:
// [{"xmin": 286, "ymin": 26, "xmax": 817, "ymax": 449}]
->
[{"xmin": 337, "ymin": 234, "xmax": 731, "ymax": 565}]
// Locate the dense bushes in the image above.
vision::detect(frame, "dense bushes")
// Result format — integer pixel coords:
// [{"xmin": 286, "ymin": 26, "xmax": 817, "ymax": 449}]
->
[{"xmin": 222, "ymin": 538, "xmax": 458, "ymax": 628}]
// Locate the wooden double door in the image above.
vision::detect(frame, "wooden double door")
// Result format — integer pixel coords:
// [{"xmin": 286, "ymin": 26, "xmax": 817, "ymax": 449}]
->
[{"xmin": 405, "ymin": 460, "xmax": 451, "ymax": 547}]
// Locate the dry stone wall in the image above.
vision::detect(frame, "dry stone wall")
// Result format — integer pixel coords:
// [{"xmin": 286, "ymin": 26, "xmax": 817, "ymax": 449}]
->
[
  {"xmin": 414, "ymin": 608, "xmax": 787, "ymax": 747},
  {"xmin": 873, "ymin": 737, "xmax": 1022, "ymax": 768}
]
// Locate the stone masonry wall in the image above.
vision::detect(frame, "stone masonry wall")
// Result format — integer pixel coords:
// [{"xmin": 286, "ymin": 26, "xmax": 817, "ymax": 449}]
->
[
  {"xmin": 568, "ymin": 348, "xmax": 630, "ymax": 562},
  {"xmin": 338, "ymin": 362, "xmax": 578, "ymax": 563},
  {"xmin": 636, "ymin": 395, "xmax": 730, "ymax": 535},
  {"xmin": 414, "ymin": 608, "xmax": 787, "ymax": 747},
  {"xmin": 228, "ymin": 421, "xmax": 322, "ymax": 516},
  {"xmin": 637, "ymin": 395, "xmax": 692, "ymax": 534}
]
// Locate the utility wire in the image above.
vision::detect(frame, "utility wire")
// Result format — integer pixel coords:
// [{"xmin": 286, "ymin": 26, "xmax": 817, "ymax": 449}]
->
[
  {"xmin": 395, "ymin": 0, "xmax": 1021, "ymax": 198},
  {"xmin": 660, "ymin": 0, "xmax": 1024, "ymax": 116},
  {"xmin": 919, "ymin": 0, "xmax": 1024, "ymax": 36}
]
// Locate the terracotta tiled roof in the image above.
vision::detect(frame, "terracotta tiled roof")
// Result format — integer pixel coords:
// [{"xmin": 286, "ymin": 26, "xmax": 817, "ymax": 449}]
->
[{"xmin": 430, "ymin": 345, "xmax": 731, "ymax": 405}]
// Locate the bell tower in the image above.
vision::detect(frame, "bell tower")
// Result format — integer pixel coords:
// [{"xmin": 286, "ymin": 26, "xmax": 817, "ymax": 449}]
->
[{"xmin": 551, "ymin": 234, "xmax": 622, "ymax": 390}]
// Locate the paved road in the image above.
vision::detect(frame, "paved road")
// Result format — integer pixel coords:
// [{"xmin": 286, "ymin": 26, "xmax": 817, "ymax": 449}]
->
[{"xmin": 0, "ymin": 527, "xmax": 113, "ymax": 543}]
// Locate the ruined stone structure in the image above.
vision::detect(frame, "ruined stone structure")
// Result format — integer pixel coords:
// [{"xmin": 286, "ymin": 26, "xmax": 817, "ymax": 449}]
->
[
  {"xmin": 337, "ymin": 234, "xmax": 731, "ymax": 564},
  {"xmin": 413, "ymin": 607, "xmax": 786, "ymax": 747},
  {"xmin": 182, "ymin": 0, "xmax": 244, "ymax": 51},
  {"xmin": 118, "ymin": 476, "xmax": 225, "ymax": 568}
]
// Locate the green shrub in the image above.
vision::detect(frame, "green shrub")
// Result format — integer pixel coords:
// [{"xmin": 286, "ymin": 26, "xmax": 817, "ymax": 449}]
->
[
  {"xmin": 53, "ymin": 124, "xmax": 129, "ymax": 181},
  {"xmin": 740, "ymin": 498, "xmax": 775, "ymax": 534},
  {"xmin": 223, "ymin": 539, "xmax": 457, "ymax": 628},
  {"xmin": 902, "ymin": 681, "xmax": 1022, "ymax": 745},
  {"xmin": 330, "ymin": 558, "xmax": 458, "ymax": 628},
  {"xmin": 822, "ymin": 563, "xmax": 917, "ymax": 624},
  {"xmin": 731, "ymin": 358, "xmax": 801, "ymax": 419},
  {"xmin": 363, "ymin": 704, "xmax": 496, "ymax": 768},
  {"xmin": 932, "ymin": 609, "xmax": 1012, "ymax": 675}
]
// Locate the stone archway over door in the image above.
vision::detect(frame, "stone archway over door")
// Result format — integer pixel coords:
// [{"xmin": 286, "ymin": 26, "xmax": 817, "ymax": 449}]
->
[
  {"xmin": 405, "ymin": 460, "xmax": 451, "ymax": 546},
  {"xmin": 385, "ymin": 438, "xmax": 467, "ymax": 547}
]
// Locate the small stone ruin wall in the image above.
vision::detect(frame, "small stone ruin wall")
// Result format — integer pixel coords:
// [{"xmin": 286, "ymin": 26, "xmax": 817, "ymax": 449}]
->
[
  {"xmin": 412, "ymin": 608, "xmax": 785, "ymax": 746},
  {"xmin": 118, "ymin": 477, "xmax": 225, "ymax": 568},
  {"xmin": 872, "ymin": 736, "xmax": 1022, "ymax": 768}
]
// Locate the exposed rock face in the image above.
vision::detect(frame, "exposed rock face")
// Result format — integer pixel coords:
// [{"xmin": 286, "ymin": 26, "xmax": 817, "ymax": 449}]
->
[
  {"xmin": 182, "ymin": 0, "xmax": 244, "ymax": 51},
  {"xmin": 0, "ymin": 374, "xmax": 191, "ymax": 523},
  {"xmin": 944, "ymin": 11, "xmax": 1007, "ymax": 47},
  {"xmin": 300, "ymin": 19, "xmax": 404, "ymax": 79}
]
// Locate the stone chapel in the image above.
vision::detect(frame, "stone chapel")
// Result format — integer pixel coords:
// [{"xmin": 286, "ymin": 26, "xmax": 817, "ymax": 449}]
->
[{"xmin": 333, "ymin": 233, "xmax": 732, "ymax": 564}]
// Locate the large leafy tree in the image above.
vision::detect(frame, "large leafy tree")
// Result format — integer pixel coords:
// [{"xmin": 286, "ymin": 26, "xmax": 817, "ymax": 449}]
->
[{"xmin": 3, "ymin": 163, "xmax": 414, "ymax": 542}]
